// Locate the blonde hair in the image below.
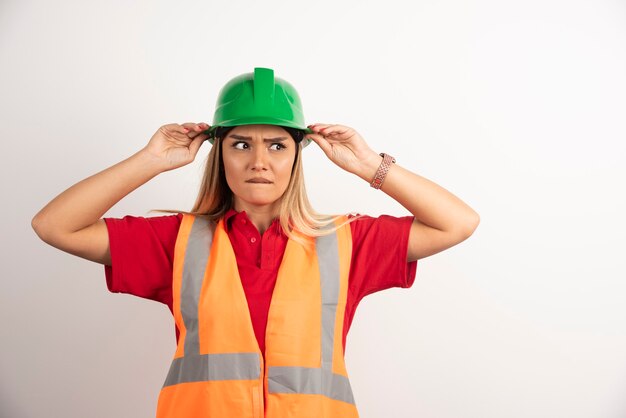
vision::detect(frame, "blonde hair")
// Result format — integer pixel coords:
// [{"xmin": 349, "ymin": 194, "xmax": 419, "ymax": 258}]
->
[{"xmin": 150, "ymin": 132, "xmax": 361, "ymax": 248}]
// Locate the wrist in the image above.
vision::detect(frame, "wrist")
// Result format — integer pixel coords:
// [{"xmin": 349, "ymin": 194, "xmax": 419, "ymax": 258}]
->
[
  {"xmin": 134, "ymin": 148, "xmax": 169, "ymax": 176},
  {"xmin": 356, "ymin": 152, "xmax": 383, "ymax": 182},
  {"xmin": 369, "ymin": 153, "xmax": 396, "ymax": 189}
]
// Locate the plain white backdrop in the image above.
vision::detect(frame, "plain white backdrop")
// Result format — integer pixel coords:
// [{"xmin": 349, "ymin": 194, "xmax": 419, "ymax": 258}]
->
[{"xmin": 2, "ymin": 0, "xmax": 626, "ymax": 417}]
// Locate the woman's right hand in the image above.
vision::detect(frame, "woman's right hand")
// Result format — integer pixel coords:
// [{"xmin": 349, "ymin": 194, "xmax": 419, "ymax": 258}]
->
[
  {"xmin": 142, "ymin": 122, "xmax": 211, "ymax": 172},
  {"xmin": 31, "ymin": 121, "xmax": 212, "ymax": 265}
]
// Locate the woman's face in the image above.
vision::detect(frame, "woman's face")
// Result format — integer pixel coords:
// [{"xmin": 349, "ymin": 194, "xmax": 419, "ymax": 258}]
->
[{"xmin": 221, "ymin": 124, "xmax": 297, "ymax": 213}]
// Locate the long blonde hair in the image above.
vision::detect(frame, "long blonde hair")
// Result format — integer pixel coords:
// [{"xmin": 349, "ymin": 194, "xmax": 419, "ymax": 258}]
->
[{"xmin": 150, "ymin": 130, "xmax": 361, "ymax": 247}]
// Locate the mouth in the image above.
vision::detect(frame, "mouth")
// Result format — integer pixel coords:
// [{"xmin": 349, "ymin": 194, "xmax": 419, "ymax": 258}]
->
[{"xmin": 245, "ymin": 178, "xmax": 273, "ymax": 184}]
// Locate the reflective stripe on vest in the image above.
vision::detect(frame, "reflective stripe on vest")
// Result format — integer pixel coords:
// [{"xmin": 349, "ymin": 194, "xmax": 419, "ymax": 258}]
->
[
  {"xmin": 266, "ymin": 228, "xmax": 354, "ymax": 405},
  {"xmin": 159, "ymin": 215, "xmax": 358, "ymax": 417},
  {"xmin": 163, "ymin": 217, "xmax": 262, "ymax": 387}
]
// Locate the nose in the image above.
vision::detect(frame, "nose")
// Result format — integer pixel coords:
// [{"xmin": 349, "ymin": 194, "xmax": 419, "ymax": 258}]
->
[{"xmin": 251, "ymin": 146, "xmax": 268, "ymax": 171}]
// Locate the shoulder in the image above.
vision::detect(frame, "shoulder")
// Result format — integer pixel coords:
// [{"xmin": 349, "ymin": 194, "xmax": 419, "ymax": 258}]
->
[
  {"xmin": 346, "ymin": 212, "xmax": 418, "ymax": 293},
  {"xmin": 346, "ymin": 212, "xmax": 414, "ymax": 229},
  {"xmin": 346, "ymin": 213, "xmax": 414, "ymax": 245}
]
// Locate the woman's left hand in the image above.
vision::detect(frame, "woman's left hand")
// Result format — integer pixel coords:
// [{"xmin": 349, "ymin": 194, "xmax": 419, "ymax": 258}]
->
[{"xmin": 306, "ymin": 123, "xmax": 381, "ymax": 181}]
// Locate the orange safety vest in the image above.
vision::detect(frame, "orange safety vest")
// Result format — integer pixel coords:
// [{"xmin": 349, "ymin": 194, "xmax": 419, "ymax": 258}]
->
[{"xmin": 156, "ymin": 214, "xmax": 359, "ymax": 418}]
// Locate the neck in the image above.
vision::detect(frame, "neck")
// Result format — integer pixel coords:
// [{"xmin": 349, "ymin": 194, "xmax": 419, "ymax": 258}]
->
[{"xmin": 233, "ymin": 201, "xmax": 280, "ymax": 235}]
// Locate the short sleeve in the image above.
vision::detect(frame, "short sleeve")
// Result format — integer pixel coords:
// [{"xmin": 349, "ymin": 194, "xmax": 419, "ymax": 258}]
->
[
  {"xmin": 348, "ymin": 214, "xmax": 418, "ymax": 302},
  {"xmin": 103, "ymin": 213, "xmax": 183, "ymax": 307}
]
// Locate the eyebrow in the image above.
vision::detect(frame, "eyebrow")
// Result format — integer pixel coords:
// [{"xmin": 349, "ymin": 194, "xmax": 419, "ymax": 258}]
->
[{"xmin": 228, "ymin": 134, "xmax": 288, "ymax": 142}]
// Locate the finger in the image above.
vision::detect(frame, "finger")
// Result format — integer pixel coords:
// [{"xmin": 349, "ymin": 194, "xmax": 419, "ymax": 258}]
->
[
  {"xmin": 306, "ymin": 133, "xmax": 333, "ymax": 156},
  {"xmin": 308, "ymin": 123, "xmax": 332, "ymax": 133},
  {"xmin": 181, "ymin": 122, "xmax": 210, "ymax": 132},
  {"xmin": 164, "ymin": 123, "xmax": 191, "ymax": 135},
  {"xmin": 181, "ymin": 122, "xmax": 211, "ymax": 138},
  {"xmin": 309, "ymin": 124, "xmax": 350, "ymax": 138},
  {"xmin": 188, "ymin": 133, "xmax": 208, "ymax": 156},
  {"xmin": 318, "ymin": 124, "xmax": 351, "ymax": 137}
]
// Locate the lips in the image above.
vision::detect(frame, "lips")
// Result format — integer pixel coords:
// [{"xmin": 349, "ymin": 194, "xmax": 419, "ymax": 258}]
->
[{"xmin": 245, "ymin": 178, "xmax": 273, "ymax": 184}]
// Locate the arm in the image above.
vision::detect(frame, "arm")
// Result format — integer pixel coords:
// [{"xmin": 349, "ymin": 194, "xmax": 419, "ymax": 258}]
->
[
  {"xmin": 306, "ymin": 124, "xmax": 480, "ymax": 262},
  {"xmin": 31, "ymin": 122, "xmax": 210, "ymax": 265}
]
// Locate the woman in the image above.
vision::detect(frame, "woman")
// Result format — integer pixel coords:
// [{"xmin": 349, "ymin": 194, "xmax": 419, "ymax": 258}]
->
[{"xmin": 32, "ymin": 67, "xmax": 479, "ymax": 418}]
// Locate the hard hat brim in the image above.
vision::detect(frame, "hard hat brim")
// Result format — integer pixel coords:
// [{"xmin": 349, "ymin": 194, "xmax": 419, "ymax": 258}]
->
[{"xmin": 203, "ymin": 123, "xmax": 313, "ymax": 147}]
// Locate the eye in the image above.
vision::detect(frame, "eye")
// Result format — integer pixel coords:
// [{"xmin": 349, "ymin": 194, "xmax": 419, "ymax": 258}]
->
[
  {"xmin": 269, "ymin": 143, "xmax": 286, "ymax": 151},
  {"xmin": 232, "ymin": 141, "xmax": 248, "ymax": 150}
]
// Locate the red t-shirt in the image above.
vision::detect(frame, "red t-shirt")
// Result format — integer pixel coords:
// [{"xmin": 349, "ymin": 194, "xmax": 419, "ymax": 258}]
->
[{"xmin": 104, "ymin": 209, "xmax": 417, "ymax": 354}]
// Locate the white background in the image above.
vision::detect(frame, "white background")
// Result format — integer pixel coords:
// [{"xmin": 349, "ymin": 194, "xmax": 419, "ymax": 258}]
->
[{"xmin": 2, "ymin": 0, "xmax": 626, "ymax": 417}]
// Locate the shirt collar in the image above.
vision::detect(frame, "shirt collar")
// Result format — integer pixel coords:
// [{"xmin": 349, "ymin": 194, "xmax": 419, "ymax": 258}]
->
[
  {"xmin": 223, "ymin": 208, "xmax": 286, "ymax": 237},
  {"xmin": 223, "ymin": 208, "xmax": 240, "ymax": 230}
]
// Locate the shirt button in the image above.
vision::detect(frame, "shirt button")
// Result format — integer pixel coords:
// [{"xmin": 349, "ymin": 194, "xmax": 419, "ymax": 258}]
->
[
  {"xmin": 242, "ymin": 219, "xmax": 247, "ymax": 224},
  {"xmin": 250, "ymin": 237, "xmax": 256, "ymax": 243}
]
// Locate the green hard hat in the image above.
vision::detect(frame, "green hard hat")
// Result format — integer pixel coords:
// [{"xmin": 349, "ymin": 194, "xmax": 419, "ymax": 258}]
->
[{"xmin": 204, "ymin": 67, "xmax": 313, "ymax": 147}]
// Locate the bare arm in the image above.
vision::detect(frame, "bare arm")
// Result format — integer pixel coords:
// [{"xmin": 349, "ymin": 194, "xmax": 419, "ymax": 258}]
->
[
  {"xmin": 31, "ymin": 122, "xmax": 210, "ymax": 265},
  {"xmin": 358, "ymin": 159, "xmax": 480, "ymax": 261},
  {"xmin": 306, "ymin": 124, "xmax": 480, "ymax": 262}
]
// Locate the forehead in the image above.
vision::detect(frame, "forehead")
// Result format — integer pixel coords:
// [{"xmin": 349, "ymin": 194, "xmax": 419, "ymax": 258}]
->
[{"xmin": 228, "ymin": 124, "xmax": 289, "ymax": 138}]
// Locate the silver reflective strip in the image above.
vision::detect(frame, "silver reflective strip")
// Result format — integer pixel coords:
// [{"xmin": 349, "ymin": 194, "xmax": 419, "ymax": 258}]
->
[
  {"xmin": 165, "ymin": 216, "xmax": 261, "ymax": 388},
  {"xmin": 268, "ymin": 226, "xmax": 355, "ymax": 405},
  {"xmin": 316, "ymin": 231, "xmax": 340, "ymax": 370},
  {"xmin": 268, "ymin": 366, "xmax": 355, "ymax": 405},
  {"xmin": 163, "ymin": 352, "xmax": 261, "ymax": 387},
  {"xmin": 181, "ymin": 216, "xmax": 213, "ymax": 356}
]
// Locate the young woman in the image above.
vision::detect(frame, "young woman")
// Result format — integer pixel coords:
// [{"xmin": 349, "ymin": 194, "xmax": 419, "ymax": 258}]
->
[{"xmin": 32, "ymin": 67, "xmax": 479, "ymax": 418}]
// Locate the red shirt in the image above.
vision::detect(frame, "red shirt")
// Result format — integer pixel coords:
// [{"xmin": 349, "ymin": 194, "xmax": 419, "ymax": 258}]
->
[{"xmin": 104, "ymin": 210, "xmax": 417, "ymax": 354}]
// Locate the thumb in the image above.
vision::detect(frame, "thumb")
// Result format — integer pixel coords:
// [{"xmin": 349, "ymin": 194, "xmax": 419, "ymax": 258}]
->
[
  {"xmin": 188, "ymin": 133, "xmax": 208, "ymax": 159},
  {"xmin": 307, "ymin": 133, "xmax": 332, "ymax": 156}
]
